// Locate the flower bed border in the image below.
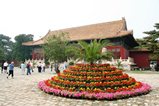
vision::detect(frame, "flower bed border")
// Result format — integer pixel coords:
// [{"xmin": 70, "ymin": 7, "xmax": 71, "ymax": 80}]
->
[{"xmin": 38, "ymin": 81, "xmax": 151, "ymax": 100}]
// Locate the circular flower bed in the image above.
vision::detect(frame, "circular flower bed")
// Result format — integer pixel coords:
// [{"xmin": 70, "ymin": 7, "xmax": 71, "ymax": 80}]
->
[{"xmin": 38, "ymin": 64, "xmax": 151, "ymax": 100}]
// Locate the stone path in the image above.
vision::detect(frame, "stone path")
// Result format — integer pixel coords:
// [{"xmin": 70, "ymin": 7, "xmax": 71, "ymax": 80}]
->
[{"xmin": 0, "ymin": 68, "xmax": 159, "ymax": 106}]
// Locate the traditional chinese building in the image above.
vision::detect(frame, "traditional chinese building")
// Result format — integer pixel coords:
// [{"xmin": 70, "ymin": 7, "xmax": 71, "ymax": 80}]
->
[
  {"xmin": 23, "ymin": 18, "xmax": 151, "ymax": 68},
  {"xmin": 129, "ymin": 48, "xmax": 151, "ymax": 68}
]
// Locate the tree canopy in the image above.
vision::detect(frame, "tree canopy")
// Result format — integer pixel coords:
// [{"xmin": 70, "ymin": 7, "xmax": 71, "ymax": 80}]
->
[
  {"xmin": 43, "ymin": 32, "xmax": 69, "ymax": 63},
  {"xmin": 0, "ymin": 34, "xmax": 13, "ymax": 61},
  {"xmin": 13, "ymin": 34, "xmax": 34, "ymax": 61},
  {"xmin": 0, "ymin": 48, "xmax": 5, "ymax": 60}
]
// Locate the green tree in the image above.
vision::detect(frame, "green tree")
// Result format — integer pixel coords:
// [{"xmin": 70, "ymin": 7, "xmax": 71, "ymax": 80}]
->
[
  {"xmin": 0, "ymin": 48, "xmax": 5, "ymax": 60},
  {"xmin": 0, "ymin": 34, "xmax": 13, "ymax": 61},
  {"xmin": 68, "ymin": 39, "xmax": 112, "ymax": 64},
  {"xmin": 135, "ymin": 38, "xmax": 148, "ymax": 49},
  {"xmin": 143, "ymin": 23, "xmax": 159, "ymax": 60},
  {"xmin": 43, "ymin": 32, "xmax": 69, "ymax": 73},
  {"xmin": 13, "ymin": 34, "xmax": 34, "ymax": 61}
]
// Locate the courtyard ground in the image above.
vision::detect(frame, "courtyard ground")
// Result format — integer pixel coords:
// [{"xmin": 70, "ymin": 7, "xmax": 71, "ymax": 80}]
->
[{"xmin": 0, "ymin": 68, "xmax": 159, "ymax": 106}]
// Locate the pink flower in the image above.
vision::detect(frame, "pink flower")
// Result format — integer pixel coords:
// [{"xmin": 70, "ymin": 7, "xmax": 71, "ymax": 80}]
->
[{"xmin": 38, "ymin": 81, "xmax": 151, "ymax": 100}]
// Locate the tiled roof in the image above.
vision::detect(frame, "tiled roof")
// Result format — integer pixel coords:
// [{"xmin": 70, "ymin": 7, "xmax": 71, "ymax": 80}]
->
[{"xmin": 23, "ymin": 18, "xmax": 133, "ymax": 46}]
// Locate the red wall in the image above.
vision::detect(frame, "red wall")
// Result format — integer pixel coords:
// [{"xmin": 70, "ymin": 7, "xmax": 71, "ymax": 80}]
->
[
  {"xmin": 130, "ymin": 51, "xmax": 150, "ymax": 68},
  {"xmin": 106, "ymin": 46, "xmax": 129, "ymax": 59}
]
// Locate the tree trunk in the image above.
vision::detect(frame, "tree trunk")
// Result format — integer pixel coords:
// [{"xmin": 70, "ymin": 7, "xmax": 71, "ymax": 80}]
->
[
  {"xmin": 54, "ymin": 62, "xmax": 60, "ymax": 74},
  {"xmin": 90, "ymin": 61, "xmax": 94, "ymax": 65}
]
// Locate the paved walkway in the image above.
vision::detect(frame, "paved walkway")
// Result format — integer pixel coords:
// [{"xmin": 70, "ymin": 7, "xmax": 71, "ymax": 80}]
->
[{"xmin": 0, "ymin": 68, "xmax": 159, "ymax": 106}]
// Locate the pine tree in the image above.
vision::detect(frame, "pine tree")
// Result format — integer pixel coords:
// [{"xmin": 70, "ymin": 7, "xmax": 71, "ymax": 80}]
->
[{"xmin": 143, "ymin": 23, "xmax": 159, "ymax": 60}]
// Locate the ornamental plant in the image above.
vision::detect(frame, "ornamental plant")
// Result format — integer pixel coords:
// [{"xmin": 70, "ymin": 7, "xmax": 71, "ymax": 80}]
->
[
  {"xmin": 71, "ymin": 39, "xmax": 113, "ymax": 64},
  {"xmin": 38, "ymin": 64, "xmax": 151, "ymax": 100},
  {"xmin": 38, "ymin": 39, "xmax": 151, "ymax": 100}
]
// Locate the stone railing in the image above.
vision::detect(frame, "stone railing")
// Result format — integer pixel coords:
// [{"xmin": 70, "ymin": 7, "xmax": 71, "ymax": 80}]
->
[
  {"xmin": 25, "ymin": 57, "xmax": 135, "ymax": 71},
  {"xmin": 102, "ymin": 57, "xmax": 135, "ymax": 71},
  {"xmin": 25, "ymin": 59, "xmax": 45, "ymax": 67}
]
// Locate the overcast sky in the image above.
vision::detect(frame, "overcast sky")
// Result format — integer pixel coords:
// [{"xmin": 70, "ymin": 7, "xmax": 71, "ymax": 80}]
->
[{"xmin": 0, "ymin": 0, "xmax": 159, "ymax": 41}]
